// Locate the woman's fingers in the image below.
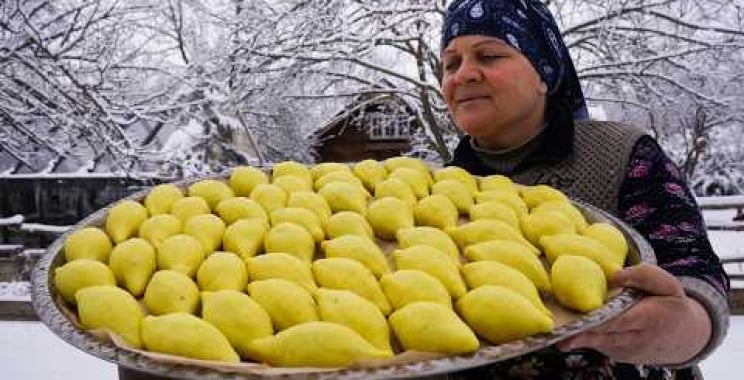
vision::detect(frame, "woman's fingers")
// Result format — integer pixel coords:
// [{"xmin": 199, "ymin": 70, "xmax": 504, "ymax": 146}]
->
[
  {"xmin": 559, "ymin": 330, "xmax": 644, "ymax": 355},
  {"xmin": 612, "ymin": 264, "xmax": 685, "ymax": 297}
]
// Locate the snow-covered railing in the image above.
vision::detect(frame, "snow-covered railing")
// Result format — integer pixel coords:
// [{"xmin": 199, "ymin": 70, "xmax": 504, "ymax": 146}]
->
[
  {"xmin": 697, "ymin": 196, "xmax": 744, "ymax": 231},
  {"xmin": 0, "ymin": 245, "xmax": 24, "ymax": 256},
  {"xmin": 0, "ymin": 172, "xmax": 171, "ymax": 180},
  {"xmin": 697, "ymin": 195, "xmax": 744, "ymax": 212},
  {"xmin": 0, "ymin": 215, "xmax": 71, "ymax": 235},
  {"xmin": 722, "ymin": 255, "xmax": 744, "ymax": 281}
]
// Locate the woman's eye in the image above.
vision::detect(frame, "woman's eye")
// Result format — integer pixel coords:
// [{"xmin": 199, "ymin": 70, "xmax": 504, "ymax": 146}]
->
[
  {"xmin": 443, "ymin": 61, "xmax": 460, "ymax": 72},
  {"xmin": 481, "ymin": 54, "xmax": 502, "ymax": 61}
]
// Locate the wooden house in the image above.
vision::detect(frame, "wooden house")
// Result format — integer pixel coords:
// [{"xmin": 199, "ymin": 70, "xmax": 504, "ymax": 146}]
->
[{"xmin": 312, "ymin": 93, "xmax": 419, "ymax": 162}]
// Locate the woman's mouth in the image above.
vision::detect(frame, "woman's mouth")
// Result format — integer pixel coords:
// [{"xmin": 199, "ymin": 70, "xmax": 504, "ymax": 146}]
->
[{"xmin": 457, "ymin": 95, "xmax": 490, "ymax": 105}]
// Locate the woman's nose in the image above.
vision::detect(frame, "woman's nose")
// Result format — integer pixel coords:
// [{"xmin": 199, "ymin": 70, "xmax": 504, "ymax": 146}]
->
[{"xmin": 454, "ymin": 58, "xmax": 483, "ymax": 84}]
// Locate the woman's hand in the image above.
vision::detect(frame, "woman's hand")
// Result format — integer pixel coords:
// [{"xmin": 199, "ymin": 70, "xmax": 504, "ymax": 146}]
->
[{"xmin": 556, "ymin": 264, "xmax": 712, "ymax": 365}]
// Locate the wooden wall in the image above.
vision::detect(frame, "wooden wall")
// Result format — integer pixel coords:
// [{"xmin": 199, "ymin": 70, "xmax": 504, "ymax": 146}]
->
[
  {"xmin": 0, "ymin": 176, "xmax": 163, "ymax": 247},
  {"xmin": 315, "ymin": 122, "xmax": 410, "ymax": 163}
]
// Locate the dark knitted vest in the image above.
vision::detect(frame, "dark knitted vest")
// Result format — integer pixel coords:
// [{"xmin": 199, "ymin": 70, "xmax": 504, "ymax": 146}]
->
[{"xmin": 457, "ymin": 121, "xmax": 648, "ymax": 215}]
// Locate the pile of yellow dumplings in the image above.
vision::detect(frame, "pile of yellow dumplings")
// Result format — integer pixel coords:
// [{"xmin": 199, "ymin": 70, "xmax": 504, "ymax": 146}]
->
[{"xmin": 53, "ymin": 157, "xmax": 629, "ymax": 368}]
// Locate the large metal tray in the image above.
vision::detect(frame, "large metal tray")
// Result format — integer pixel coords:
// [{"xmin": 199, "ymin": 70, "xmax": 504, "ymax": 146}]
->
[{"xmin": 31, "ymin": 175, "xmax": 655, "ymax": 379}]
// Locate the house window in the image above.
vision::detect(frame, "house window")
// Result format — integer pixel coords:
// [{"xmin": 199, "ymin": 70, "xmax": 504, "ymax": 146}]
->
[{"xmin": 367, "ymin": 111, "xmax": 411, "ymax": 140}]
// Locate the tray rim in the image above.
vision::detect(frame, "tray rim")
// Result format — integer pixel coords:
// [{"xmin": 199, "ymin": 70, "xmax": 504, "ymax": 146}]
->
[{"xmin": 31, "ymin": 174, "xmax": 656, "ymax": 380}]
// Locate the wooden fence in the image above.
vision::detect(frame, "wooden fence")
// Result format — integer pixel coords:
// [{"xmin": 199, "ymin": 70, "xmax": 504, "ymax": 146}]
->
[
  {"xmin": 697, "ymin": 195, "xmax": 744, "ymax": 231},
  {"xmin": 697, "ymin": 196, "xmax": 744, "ymax": 285}
]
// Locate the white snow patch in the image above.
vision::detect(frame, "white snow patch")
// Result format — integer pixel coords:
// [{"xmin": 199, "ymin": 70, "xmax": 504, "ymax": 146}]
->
[
  {"xmin": 704, "ymin": 209, "xmax": 740, "ymax": 227},
  {"xmin": 0, "ymin": 282, "xmax": 31, "ymax": 299},
  {"xmin": 699, "ymin": 316, "xmax": 744, "ymax": 379},
  {"xmin": 588, "ymin": 104, "xmax": 608, "ymax": 121},
  {"xmin": 0, "ymin": 321, "xmax": 117, "ymax": 380},
  {"xmin": 698, "ymin": 196, "xmax": 744, "ymax": 209},
  {"xmin": 75, "ymin": 160, "xmax": 96, "ymax": 174},
  {"xmin": 0, "ymin": 215, "xmax": 24, "ymax": 226},
  {"xmin": 160, "ymin": 119, "xmax": 206, "ymax": 155},
  {"xmin": 20, "ymin": 223, "xmax": 72, "ymax": 234},
  {"xmin": 0, "ymin": 172, "xmax": 164, "ymax": 179}
]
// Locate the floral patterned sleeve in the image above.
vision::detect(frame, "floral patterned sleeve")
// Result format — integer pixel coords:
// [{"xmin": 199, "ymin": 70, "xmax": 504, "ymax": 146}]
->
[{"xmin": 617, "ymin": 135, "xmax": 730, "ymax": 366}]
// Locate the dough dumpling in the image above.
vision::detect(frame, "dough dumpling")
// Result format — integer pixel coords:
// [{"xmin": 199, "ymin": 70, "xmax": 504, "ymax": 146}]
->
[
  {"xmin": 463, "ymin": 240, "xmax": 551, "ymax": 292},
  {"xmin": 447, "ymin": 219, "xmax": 538, "ymax": 254},
  {"xmin": 229, "ymin": 166, "xmax": 269, "ymax": 197},
  {"xmin": 456, "ymin": 286, "xmax": 553, "ymax": 344},
  {"xmin": 396, "ymin": 226, "xmax": 460, "ymax": 266},
  {"xmin": 222, "ymin": 218, "xmax": 267, "ymax": 260},
  {"xmin": 272, "ymin": 161, "xmax": 312, "ymax": 185},
  {"xmin": 367, "ymin": 197, "xmax": 414, "ymax": 240},
  {"xmin": 380, "ymin": 270, "xmax": 452, "ymax": 310},
  {"xmin": 468, "ymin": 201, "xmax": 519, "ymax": 230},
  {"xmin": 245, "ymin": 252, "xmax": 317, "ymax": 293},
  {"xmin": 310, "ymin": 162, "xmax": 351, "ymax": 180},
  {"xmin": 353, "ymin": 159, "xmax": 388, "ymax": 192},
  {"xmin": 461, "ymin": 261, "xmax": 550, "ymax": 316},
  {"xmin": 393, "ymin": 245, "xmax": 467, "ymax": 299},
  {"xmin": 433, "ymin": 166, "xmax": 478, "ymax": 195},
  {"xmin": 321, "ymin": 234, "xmax": 391, "ymax": 277},
  {"xmin": 273, "ymin": 175, "xmax": 312, "ymax": 194},
  {"xmin": 521, "ymin": 210, "xmax": 576, "ymax": 248},
  {"xmin": 316, "ymin": 288, "xmax": 392, "ymax": 352},
  {"xmin": 325, "ymin": 211, "xmax": 374, "ymax": 240},
  {"xmin": 414, "ymin": 194, "xmax": 458, "ymax": 230},
  {"xmin": 187, "ymin": 179, "xmax": 235, "ymax": 211},
  {"xmin": 383, "ymin": 157, "xmax": 433, "ymax": 185},
  {"xmin": 389, "ymin": 302, "xmax": 478, "ymax": 354},
  {"xmin": 250, "ymin": 184, "xmax": 287, "ymax": 214},
  {"xmin": 312, "ymin": 258, "xmax": 391, "ymax": 315},
  {"xmin": 551, "ymin": 255, "xmax": 607, "ymax": 313},
  {"xmin": 479, "ymin": 175, "xmax": 518, "ymax": 193},
  {"xmin": 532, "ymin": 200, "xmax": 589, "ymax": 232},
  {"xmin": 318, "ymin": 181, "xmax": 368, "ymax": 215},
  {"xmin": 540, "ymin": 234, "xmax": 622, "ymax": 279},
  {"xmin": 520, "ymin": 184, "xmax": 569, "ymax": 210},
  {"xmin": 390, "ymin": 168, "xmax": 430, "ymax": 199},
  {"xmin": 247, "ymin": 279, "xmax": 318, "ymax": 331},
  {"xmin": 215, "ymin": 197, "xmax": 268, "ymax": 226},
  {"xmin": 264, "ymin": 222, "xmax": 315, "ymax": 262},
  {"xmin": 315, "ymin": 171, "xmax": 367, "ymax": 194},
  {"xmin": 475, "ymin": 191, "xmax": 528, "ymax": 219},
  {"xmin": 432, "ymin": 179, "xmax": 474, "ymax": 214},
  {"xmin": 374, "ymin": 177, "xmax": 417, "ymax": 209},
  {"xmin": 271, "ymin": 207, "xmax": 324, "ymax": 242},
  {"xmin": 287, "ymin": 191, "xmax": 332, "ymax": 227}
]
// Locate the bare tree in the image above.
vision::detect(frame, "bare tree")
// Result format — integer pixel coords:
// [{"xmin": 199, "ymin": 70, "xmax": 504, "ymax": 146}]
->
[
  {"xmin": 227, "ymin": 0, "xmax": 744, "ymax": 166},
  {"xmin": 0, "ymin": 0, "xmax": 317, "ymax": 176},
  {"xmin": 1, "ymin": 0, "xmax": 742, "ymax": 183},
  {"xmin": 229, "ymin": 0, "xmax": 456, "ymax": 161}
]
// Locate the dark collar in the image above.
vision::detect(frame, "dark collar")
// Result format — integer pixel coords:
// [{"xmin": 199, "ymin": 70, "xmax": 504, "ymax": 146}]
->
[{"xmin": 448, "ymin": 104, "xmax": 575, "ymax": 175}]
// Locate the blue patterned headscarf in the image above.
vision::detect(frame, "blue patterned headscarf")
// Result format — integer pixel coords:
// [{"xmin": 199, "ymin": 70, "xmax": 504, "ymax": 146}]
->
[{"xmin": 442, "ymin": 0, "xmax": 589, "ymax": 120}]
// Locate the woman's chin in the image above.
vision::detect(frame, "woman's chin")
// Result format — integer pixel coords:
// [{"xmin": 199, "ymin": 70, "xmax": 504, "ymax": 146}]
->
[{"xmin": 457, "ymin": 121, "xmax": 498, "ymax": 140}]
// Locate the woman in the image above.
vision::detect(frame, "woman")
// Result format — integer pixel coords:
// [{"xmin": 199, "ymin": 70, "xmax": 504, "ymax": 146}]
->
[{"xmin": 440, "ymin": 1, "xmax": 730, "ymax": 379}]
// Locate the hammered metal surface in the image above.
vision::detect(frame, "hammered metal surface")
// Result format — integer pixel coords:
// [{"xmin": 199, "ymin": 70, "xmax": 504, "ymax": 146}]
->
[{"xmin": 31, "ymin": 175, "xmax": 655, "ymax": 380}]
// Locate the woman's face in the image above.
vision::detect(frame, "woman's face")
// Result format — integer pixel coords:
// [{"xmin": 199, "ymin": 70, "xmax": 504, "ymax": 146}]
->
[{"xmin": 442, "ymin": 35, "xmax": 547, "ymax": 150}]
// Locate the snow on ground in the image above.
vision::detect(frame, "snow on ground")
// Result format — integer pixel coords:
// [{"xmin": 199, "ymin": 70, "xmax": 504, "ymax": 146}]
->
[
  {"xmin": 0, "ymin": 321, "xmax": 117, "ymax": 380},
  {"xmin": 704, "ymin": 209, "xmax": 744, "ymax": 288},
  {"xmin": 0, "ymin": 318, "xmax": 741, "ymax": 379},
  {"xmin": 0, "ymin": 282, "xmax": 30, "ymax": 300},
  {"xmin": 700, "ymin": 316, "xmax": 744, "ymax": 379}
]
